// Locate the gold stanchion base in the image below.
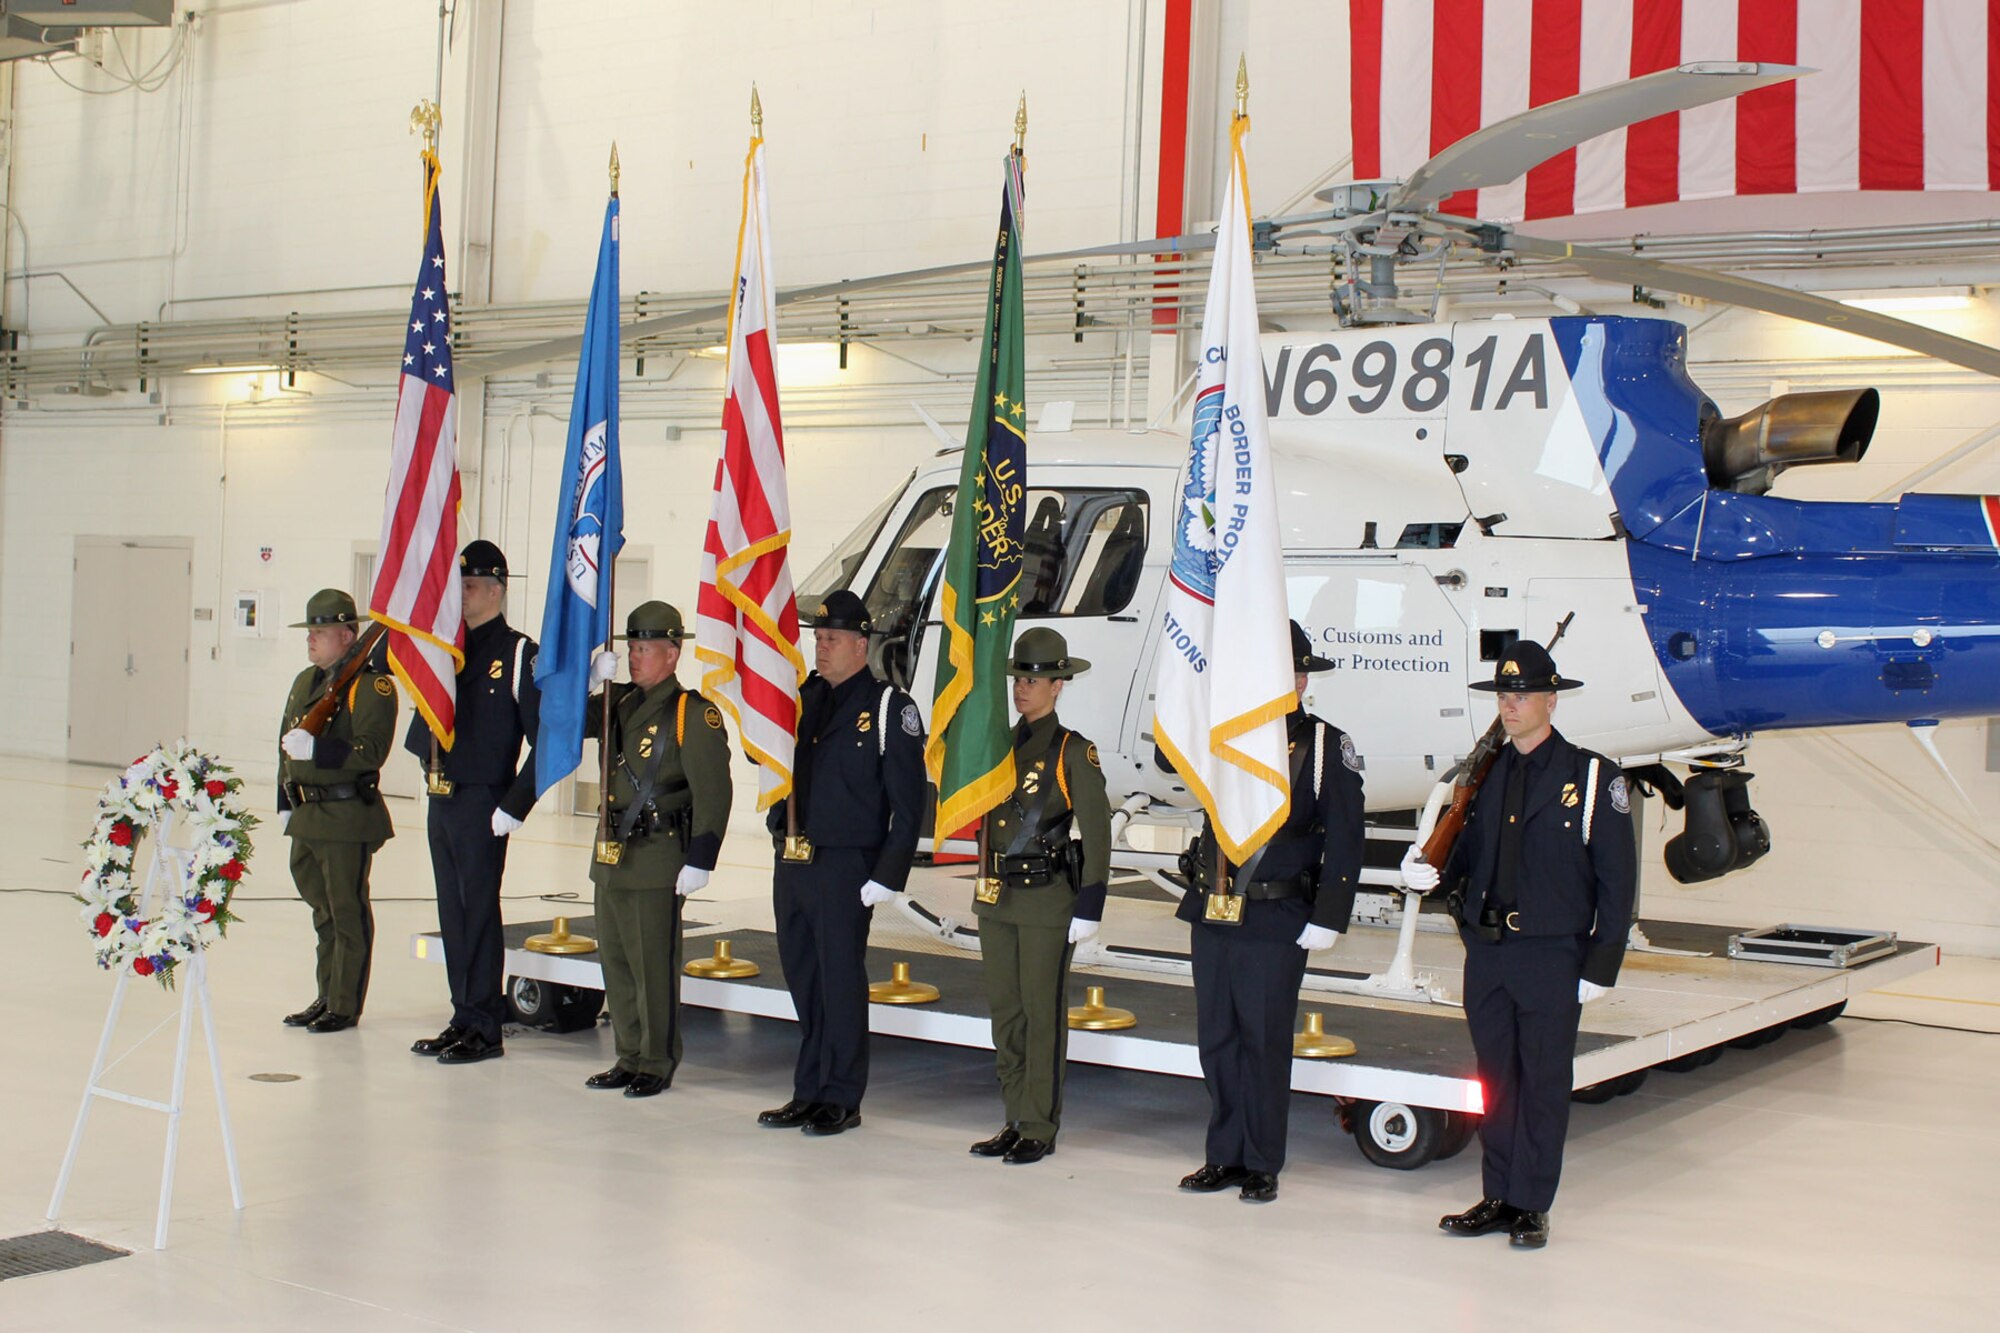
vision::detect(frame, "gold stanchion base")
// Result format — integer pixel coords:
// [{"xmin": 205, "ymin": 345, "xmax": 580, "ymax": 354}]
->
[
  {"xmin": 524, "ymin": 916, "xmax": 598, "ymax": 956},
  {"xmin": 425, "ymin": 772, "xmax": 455, "ymax": 797},
  {"xmin": 594, "ymin": 838, "xmax": 624, "ymax": 866},
  {"xmin": 684, "ymin": 939, "xmax": 759, "ymax": 979},
  {"xmin": 1068, "ymin": 985, "xmax": 1137, "ymax": 1031},
  {"xmin": 1293, "ymin": 1010, "xmax": 1356, "ymax": 1059},
  {"xmin": 869, "ymin": 960, "xmax": 940, "ymax": 1005}
]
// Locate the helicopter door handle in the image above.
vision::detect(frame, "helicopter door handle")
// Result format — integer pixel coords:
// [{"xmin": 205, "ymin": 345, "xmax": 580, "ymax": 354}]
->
[
  {"xmin": 1109, "ymin": 615, "xmax": 1138, "ymax": 623},
  {"xmin": 125, "ymin": 654, "xmax": 137, "ymax": 677}
]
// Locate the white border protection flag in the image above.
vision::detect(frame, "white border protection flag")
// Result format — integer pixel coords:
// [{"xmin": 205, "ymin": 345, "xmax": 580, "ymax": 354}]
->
[{"xmin": 1152, "ymin": 114, "xmax": 1292, "ymax": 866}]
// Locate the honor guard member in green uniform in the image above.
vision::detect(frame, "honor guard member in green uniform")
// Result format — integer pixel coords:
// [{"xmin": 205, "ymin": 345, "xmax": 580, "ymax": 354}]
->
[
  {"xmin": 579, "ymin": 601, "xmax": 733, "ymax": 1099},
  {"xmin": 968, "ymin": 628, "xmax": 1111, "ymax": 1166},
  {"xmin": 404, "ymin": 541, "xmax": 542, "ymax": 1066},
  {"xmin": 277, "ymin": 589, "xmax": 397, "ymax": 1033},
  {"xmin": 1403, "ymin": 641, "xmax": 1637, "ymax": 1249},
  {"xmin": 758, "ymin": 590, "xmax": 926, "ymax": 1136},
  {"xmin": 1172, "ymin": 621, "xmax": 1364, "ymax": 1203}
]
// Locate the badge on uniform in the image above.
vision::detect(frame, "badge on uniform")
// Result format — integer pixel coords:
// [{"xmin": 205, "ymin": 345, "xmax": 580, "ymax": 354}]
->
[
  {"xmin": 901, "ymin": 704, "xmax": 922, "ymax": 736},
  {"xmin": 1022, "ymin": 761, "xmax": 1044, "ymax": 795},
  {"xmin": 1560, "ymin": 781, "xmax": 1580, "ymax": 808},
  {"xmin": 488, "ymin": 659, "xmax": 504, "ymax": 679},
  {"xmin": 856, "ymin": 712, "xmax": 872, "ymax": 734},
  {"xmin": 1086, "ymin": 743, "xmax": 1100, "ymax": 768},
  {"xmin": 704, "ymin": 705, "xmax": 723, "ymax": 730},
  {"xmin": 1340, "ymin": 734, "xmax": 1363, "ymax": 772},
  {"xmin": 1609, "ymin": 775, "xmax": 1631, "ymax": 814},
  {"xmin": 374, "ymin": 676, "xmax": 395, "ymax": 697},
  {"xmin": 639, "ymin": 722, "xmax": 657, "ymax": 759}
]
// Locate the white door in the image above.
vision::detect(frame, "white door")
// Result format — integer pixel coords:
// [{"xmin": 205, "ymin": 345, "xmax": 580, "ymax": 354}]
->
[{"xmin": 69, "ymin": 538, "xmax": 193, "ymax": 766}]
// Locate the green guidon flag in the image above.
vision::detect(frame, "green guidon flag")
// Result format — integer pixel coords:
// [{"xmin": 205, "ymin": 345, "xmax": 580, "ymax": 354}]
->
[{"xmin": 926, "ymin": 149, "xmax": 1028, "ymax": 836}]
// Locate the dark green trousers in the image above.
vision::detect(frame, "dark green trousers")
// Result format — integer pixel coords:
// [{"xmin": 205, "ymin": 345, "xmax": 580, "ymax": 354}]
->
[
  {"xmin": 597, "ymin": 888, "xmax": 685, "ymax": 1079},
  {"xmin": 980, "ymin": 919, "xmax": 1075, "ymax": 1141},
  {"xmin": 288, "ymin": 837, "xmax": 378, "ymax": 1017}
]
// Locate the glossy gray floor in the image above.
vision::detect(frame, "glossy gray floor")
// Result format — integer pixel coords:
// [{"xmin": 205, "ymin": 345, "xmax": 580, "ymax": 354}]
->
[{"xmin": 0, "ymin": 756, "xmax": 1991, "ymax": 1331}]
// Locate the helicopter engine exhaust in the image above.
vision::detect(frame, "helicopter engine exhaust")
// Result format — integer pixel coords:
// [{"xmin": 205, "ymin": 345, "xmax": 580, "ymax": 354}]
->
[
  {"xmin": 1663, "ymin": 769, "xmax": 1772, "ymax": 884},
  {"xmin": 1701, "ymin": 388, "xmax": 1879, "ymax": 496}
]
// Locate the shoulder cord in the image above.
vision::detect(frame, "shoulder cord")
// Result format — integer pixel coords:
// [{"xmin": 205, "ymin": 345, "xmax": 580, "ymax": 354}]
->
[
  {"xmin": 878, "ymin": 684, "xmax": 892, "ymax": 757},
  {"xmin": 1314, "ymin": 724, "xmax": 1325, "ymax": 801},
  {"xmin": 1055, "ymin": 732, "xmax": 1072, "ymax": 808},
  {"xmin": 1582, "ymin": 756, "xmax": 1600, "ymax": 846},
  {"xmin": 511, "ymin": 636, "xmax": 527, "ymax": 705},
  {"xmin": 677, "ymin": 692, "xmax": 689, "ymax": 746}
]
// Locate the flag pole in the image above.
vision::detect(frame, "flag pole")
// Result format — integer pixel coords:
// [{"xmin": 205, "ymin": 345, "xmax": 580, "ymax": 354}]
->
[{"xmin": 595, "ymin": 141, "xmax": 621, "ymax": 866}]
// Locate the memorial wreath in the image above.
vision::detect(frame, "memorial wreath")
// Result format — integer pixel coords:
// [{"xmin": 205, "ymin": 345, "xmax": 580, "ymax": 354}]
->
[{"xmin": 77, "ymin": 740, "xmax": 257, "ymax": 988}]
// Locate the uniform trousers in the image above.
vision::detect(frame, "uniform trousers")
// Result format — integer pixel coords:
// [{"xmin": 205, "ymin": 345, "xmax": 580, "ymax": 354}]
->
[
  {"xmin": 288, "ymin": 837, "xmax": 377, "ymax": 1017},
  {"xmin": 774, "ymin": 847, "xmax": 876, "ymax": 1110},
  {"xmin": 1191, "ymin": 922, "xmax": 1310, "ymax": 1175},
  {"xmin": 1461, "ymin": 932, "xmax": 1586, "ymax": 1213},
  {"xmin": 979, "ymin": 918, "xmax": 1075, "ymax": 1141},
  {"xmin": 596, "ymin": 886, "xmax": 686, "ymax": 1079},
  {"xmin": 427, "ymin": 786, "xmax": 510, "ymax": 1042}
]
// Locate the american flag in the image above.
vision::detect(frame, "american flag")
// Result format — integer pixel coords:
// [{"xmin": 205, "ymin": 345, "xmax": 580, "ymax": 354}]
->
[
  {"xmin": 369, "ymin": 149, "xmax": 463, "ymax": 745},
  {"xmin": 1351, "ymin": 0, "xmax": 2000, "ymax": 222},
  {"xmin": 695, "ymin": 135, "xmax": 804, "ymax": 810}
]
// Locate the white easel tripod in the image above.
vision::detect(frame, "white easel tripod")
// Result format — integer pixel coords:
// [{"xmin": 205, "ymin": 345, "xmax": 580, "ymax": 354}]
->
[{"xmin": 48, "ymin": 811, "xmax": 245, "ymax": 1249}]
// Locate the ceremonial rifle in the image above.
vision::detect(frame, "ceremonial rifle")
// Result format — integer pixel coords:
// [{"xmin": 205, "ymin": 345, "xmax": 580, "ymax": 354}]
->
[{"xmin": 297, "ymin": 623, "xmax": 390, "ymax": 735}]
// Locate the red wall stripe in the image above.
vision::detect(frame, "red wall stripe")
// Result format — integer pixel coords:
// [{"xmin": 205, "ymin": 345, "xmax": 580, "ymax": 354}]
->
[
  {"xmin": 1988, "ymin": 0, "xmax": 2000, "ymax": 187},
  {"xmin": 1524, "ymin": 0, "xmax": 1582, "ymax": 218},
  {"xmin": 1735, "ymin": 0, "xmax": 1797, "ymax": 194},
  {"xmin": 1430, "ymin": 0, "xmax": 1485, "ymax": 214},
  {"xmin": 1351, "ymin": 0, "xmax": 1384, "ymax": 179},
  {"xmin": 1625, "ymin": 0, "xmax": 1683, "ymax": 208},
  {"xmin": 1153, "ymin": 0, "xmax": 1193, "ymax": 330},
  {"xmin": 1860, "ymin": 0, "xmax": 1926, "ymax": 189}
]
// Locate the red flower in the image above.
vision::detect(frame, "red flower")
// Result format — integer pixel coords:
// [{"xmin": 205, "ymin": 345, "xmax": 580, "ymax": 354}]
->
[
  {"xmin": 133, "ymin": 957, "xmax": 155, "ymax": 976},
  {"xmin": 108, "ymin": 822, "xmax": 134, "ymax": 847},
  {"xmin": 94, "ymin": 912, "xmax": 117, "ymax": 937},
  {"xmin": 218, "ymin": 860, "xmax": 244, "ymax": 882},
  {"xmin": 205, "ymin": 780, "xmax": 227, "ymax": 798},
  {"xmin": 195, "ymin": 899, "xmax": 217, "ymax": 918},
  {"xmin": 159, "ymin": 780, "xmax": 179, "ymax": 800}
]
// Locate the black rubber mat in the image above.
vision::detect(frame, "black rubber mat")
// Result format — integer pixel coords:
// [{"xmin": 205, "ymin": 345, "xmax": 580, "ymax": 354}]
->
[{"xmin": 0, "ymin": 1231, "xmax": 129, "ymax": 1281}]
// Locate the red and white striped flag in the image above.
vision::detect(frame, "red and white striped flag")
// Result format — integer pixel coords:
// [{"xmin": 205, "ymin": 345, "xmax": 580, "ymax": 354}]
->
[
  {"xmin": 370, "ymin": 149, "xmax": 463, "ymax": 745},
  {"xmin": 696, "ymin": 133, "xmax": 804, "ymax": 810},
  {"xmin": 1351, "ymin": 0, "xmax": 1999, "ymax": 222}
]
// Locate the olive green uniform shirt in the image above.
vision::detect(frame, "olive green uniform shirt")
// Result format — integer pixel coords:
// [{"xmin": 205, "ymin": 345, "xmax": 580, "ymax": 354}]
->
[
  {"xmin": 586, "ymin": 679, "xmax": 733, "ymax": 891},
  {"xmin": 278, "ymin": 664, "xmax": 397, "ymax": 844},
  {"xmin": 973, "ymin": 712, "xmax": 1112, "ymax": 927}
]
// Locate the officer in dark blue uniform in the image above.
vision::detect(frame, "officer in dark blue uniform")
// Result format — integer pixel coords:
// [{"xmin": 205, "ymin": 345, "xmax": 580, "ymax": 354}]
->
[
  {"xmin": 403, "ymin": 540, "xmax": 542, "ymax": 1066},
  {"xmin": 1405, "ymin": 641, "xmax": 1637, "ymax": 1249},
  {"xmin": 757, "ymin": 590, "xmax": 927, "ymax": 1137},
  {"xmin": 1173, "ymin": 621, "xmax": 1365, "ymax": 1204}
]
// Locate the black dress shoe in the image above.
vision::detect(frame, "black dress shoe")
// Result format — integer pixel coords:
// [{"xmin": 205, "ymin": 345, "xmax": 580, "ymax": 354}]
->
[
  {"xmin": 1509, "ymin": 1210, "xmax": 1550, "ymax": 1248},
  {"xmin": 585, "ymin": 1066, "xmax": 636, "ymax": 1090},
  {"xmin": 801, "ymin": 1104, "xmax": 861, "ymax": 1136},
  {"xmin": 969, "ymin": 1126, "xmax": 1021, "ymax": 1157},
  {"xmin": 305, "ymin": 1011, "xmax": 357, "ymax": 1034},
  {"xmin": 436, "ymin": 1032, "xmax": 503, "ymax": 1064},
  {"xmin": 282, "ymin": 999, "xmax": 327, "ymax": 1028},
  {"xmin": 1178, "ymin": 1163, "xmax": 1251, "ymax": 1193},
  {"xmin": 758, "ymin": 1099, "xmax": 814, "ymax": 1128},
  {"xmin": 623, "ymin": 1072, "xmax": 670, "ymax": 1098},
  {"xmin": 1238, "ymin": 1172, "xmax": 1279, "ymax": 1203},
  {"xmin": 1002, "ymin": 1137, "xmax": 1053, "ymax": 1165},
  {"xmin": 411, "ymin": 1025, "xmax": 467, "ymax": 1056},
  {"xmin": 1440, "ymin": 1197, "xmax": 1520, "ymax": 1237}
]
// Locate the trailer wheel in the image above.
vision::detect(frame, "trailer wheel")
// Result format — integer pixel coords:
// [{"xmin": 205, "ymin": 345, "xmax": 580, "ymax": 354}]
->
[
  {"xmin": 1792, "ymin": 1002, "xmax": 1846, "ymax": 1029},
  {"xmin": 1351, "ymin": 1101, "xmax": 1450, "ymax": 1170},
  {"xmin": 1728, "ymin": 1025, "xmax": 1786, "ymax": 1050},
  {"xmin": 1438, "ymin": 1111, "xmax": 1478, "ymax": 1160},
  {"xmin": 1611, "ymin": 1069, "xmax": 1648, "ymax": 1097},
  {"xmin": 1571, "ymin": 1080, "xmax": 1619, "ymax": 1104},
  {"xmin": 506, "ymin": 976, "xmax": 605, "ymax": 1033}
]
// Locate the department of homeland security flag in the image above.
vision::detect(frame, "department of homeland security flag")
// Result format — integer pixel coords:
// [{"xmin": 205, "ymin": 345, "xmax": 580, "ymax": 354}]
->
[
  {"xmin": 1153, "ymin": 114, "xmax": 1291, "ymax": 864},
  {"xmin": 927, "ymin": 150, "xmax": 1028, "ymax": 836},
  {"xmin": 533, "ymin": 193, "xmax": 624, "ymax": 797},
  {"xmin": 696, "ymin": 132, "xmax": 806, "ymax": 812},
  {"xmin": 370, "ymin": 148, "xmax": 465, "ymax": 747}
]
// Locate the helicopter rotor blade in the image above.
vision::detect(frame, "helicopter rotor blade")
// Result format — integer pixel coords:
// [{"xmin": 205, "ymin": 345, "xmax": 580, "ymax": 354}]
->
[
  {"xmin": 1379, "ymin": 62, "xmax": 1808, "ymax": 213},
  {"xmin": 1504, "ymin": 232, "xmax": 2000, "ymax": 379}
]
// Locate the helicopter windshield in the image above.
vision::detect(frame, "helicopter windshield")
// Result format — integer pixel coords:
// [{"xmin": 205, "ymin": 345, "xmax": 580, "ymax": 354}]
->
[{"xmin": 796, "ymin": 471, "xmax": 912, "ymax": 607}]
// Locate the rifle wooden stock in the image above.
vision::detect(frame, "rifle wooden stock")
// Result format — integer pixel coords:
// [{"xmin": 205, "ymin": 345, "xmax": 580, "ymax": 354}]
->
[{"xmin": 298, "ymin": 622, "xmax": 388, "ymax": 734}]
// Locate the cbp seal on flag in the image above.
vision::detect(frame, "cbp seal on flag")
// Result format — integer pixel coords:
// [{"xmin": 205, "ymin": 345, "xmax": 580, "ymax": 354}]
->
[{"xmin": 564, "ymin": 421, "xmax": 611, "ymax": 606}]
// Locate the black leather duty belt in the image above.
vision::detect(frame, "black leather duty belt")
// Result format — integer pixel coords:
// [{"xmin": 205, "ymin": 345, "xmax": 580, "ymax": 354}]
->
[
  {"xmin": 1237, "ymin": 873, "xmax": 1314, "ymax": 902},
  {"xmin": 284, "ymin": 777, "xmax": 376, "ymax": 805}
]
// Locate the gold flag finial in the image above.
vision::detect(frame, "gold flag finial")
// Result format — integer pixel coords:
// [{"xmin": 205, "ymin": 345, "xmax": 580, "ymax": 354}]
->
[
  {"xmin": 408, "ymin": 99, "xmax": 441, "ymax": 151},
  {"xmin": 751, "ymin": 84, "xmax": 764, "ymax": 137},
  {"xmin": 609, "ymin": 142, "xmax": 620, "ymax": 197},
  {"xmin": 1013, "ymin": 92, "xmax": 1028, "ymax": 152},
  {"xmin": 1234, "ymin": 55, "xmax": 1249, "ymax": 119}
]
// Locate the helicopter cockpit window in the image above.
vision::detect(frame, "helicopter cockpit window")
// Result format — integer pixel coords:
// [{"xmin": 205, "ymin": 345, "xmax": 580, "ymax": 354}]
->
[
  {"xmin": 862, "ymin": 486, "xmax": 1151, "ymax": 640},
  {"xmin": 796, "ymin": 471, "xmax": 912, "ymax": 609}
]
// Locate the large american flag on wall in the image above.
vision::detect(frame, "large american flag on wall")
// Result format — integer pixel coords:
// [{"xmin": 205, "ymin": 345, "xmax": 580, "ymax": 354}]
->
[
  {"xmin": 369, "ymin": 149, "xmax": 464, "ymax": 746},
  {"xmin": 1351, "ymin": 0, "xmax": 2000, "ymax": 221}
]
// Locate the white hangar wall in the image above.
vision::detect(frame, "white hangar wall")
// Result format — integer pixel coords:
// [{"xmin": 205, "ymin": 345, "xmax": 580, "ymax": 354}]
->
[{"xmin": 3, "ymin": 1, "xmax": 2000, "ymax": 955}]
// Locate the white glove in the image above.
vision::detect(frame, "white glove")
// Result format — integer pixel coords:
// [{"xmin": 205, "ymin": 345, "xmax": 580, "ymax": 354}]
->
[
  {"xmin": 590, "ymin": 649, "xmax": 619, "ymax": 684},
  {"xmin": 490, "ymin": 809, "xmax": 524, "ymax": 837},
  {"xmin": 1400, "ymin": 845, "xmax": 1440, "ymax": 894},
  {"xmin": 858, "ymin": 880, "xmax": 896, "ymax": 907},
  {"xmin": 278, "ymin": 810, "xmax": 292, "ymax": 833},
  {"xmin": 1067, "ymin": 917, "xmax": 1100, "ymax": 945},
  {"xmin": 281, "ymin": 728, "xmax": 315, "ymax": 762},
  {"xmin": 676, "ymin": 865, "xmax": 709, "ymax": 896},
  {"xmin": 1296, "ymin": 923, "xmax": 1339, "ymax": 952},
  {"xmin": 1578, "ymin": 980, "xmax": 1609, "ymax": 1004}
]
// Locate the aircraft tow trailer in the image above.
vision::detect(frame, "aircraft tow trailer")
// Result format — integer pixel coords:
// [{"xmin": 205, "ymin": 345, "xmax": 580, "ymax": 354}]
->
[{"xmin": 409, "ymin": 880, "xmax": 1939, "ymax": 1172}]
